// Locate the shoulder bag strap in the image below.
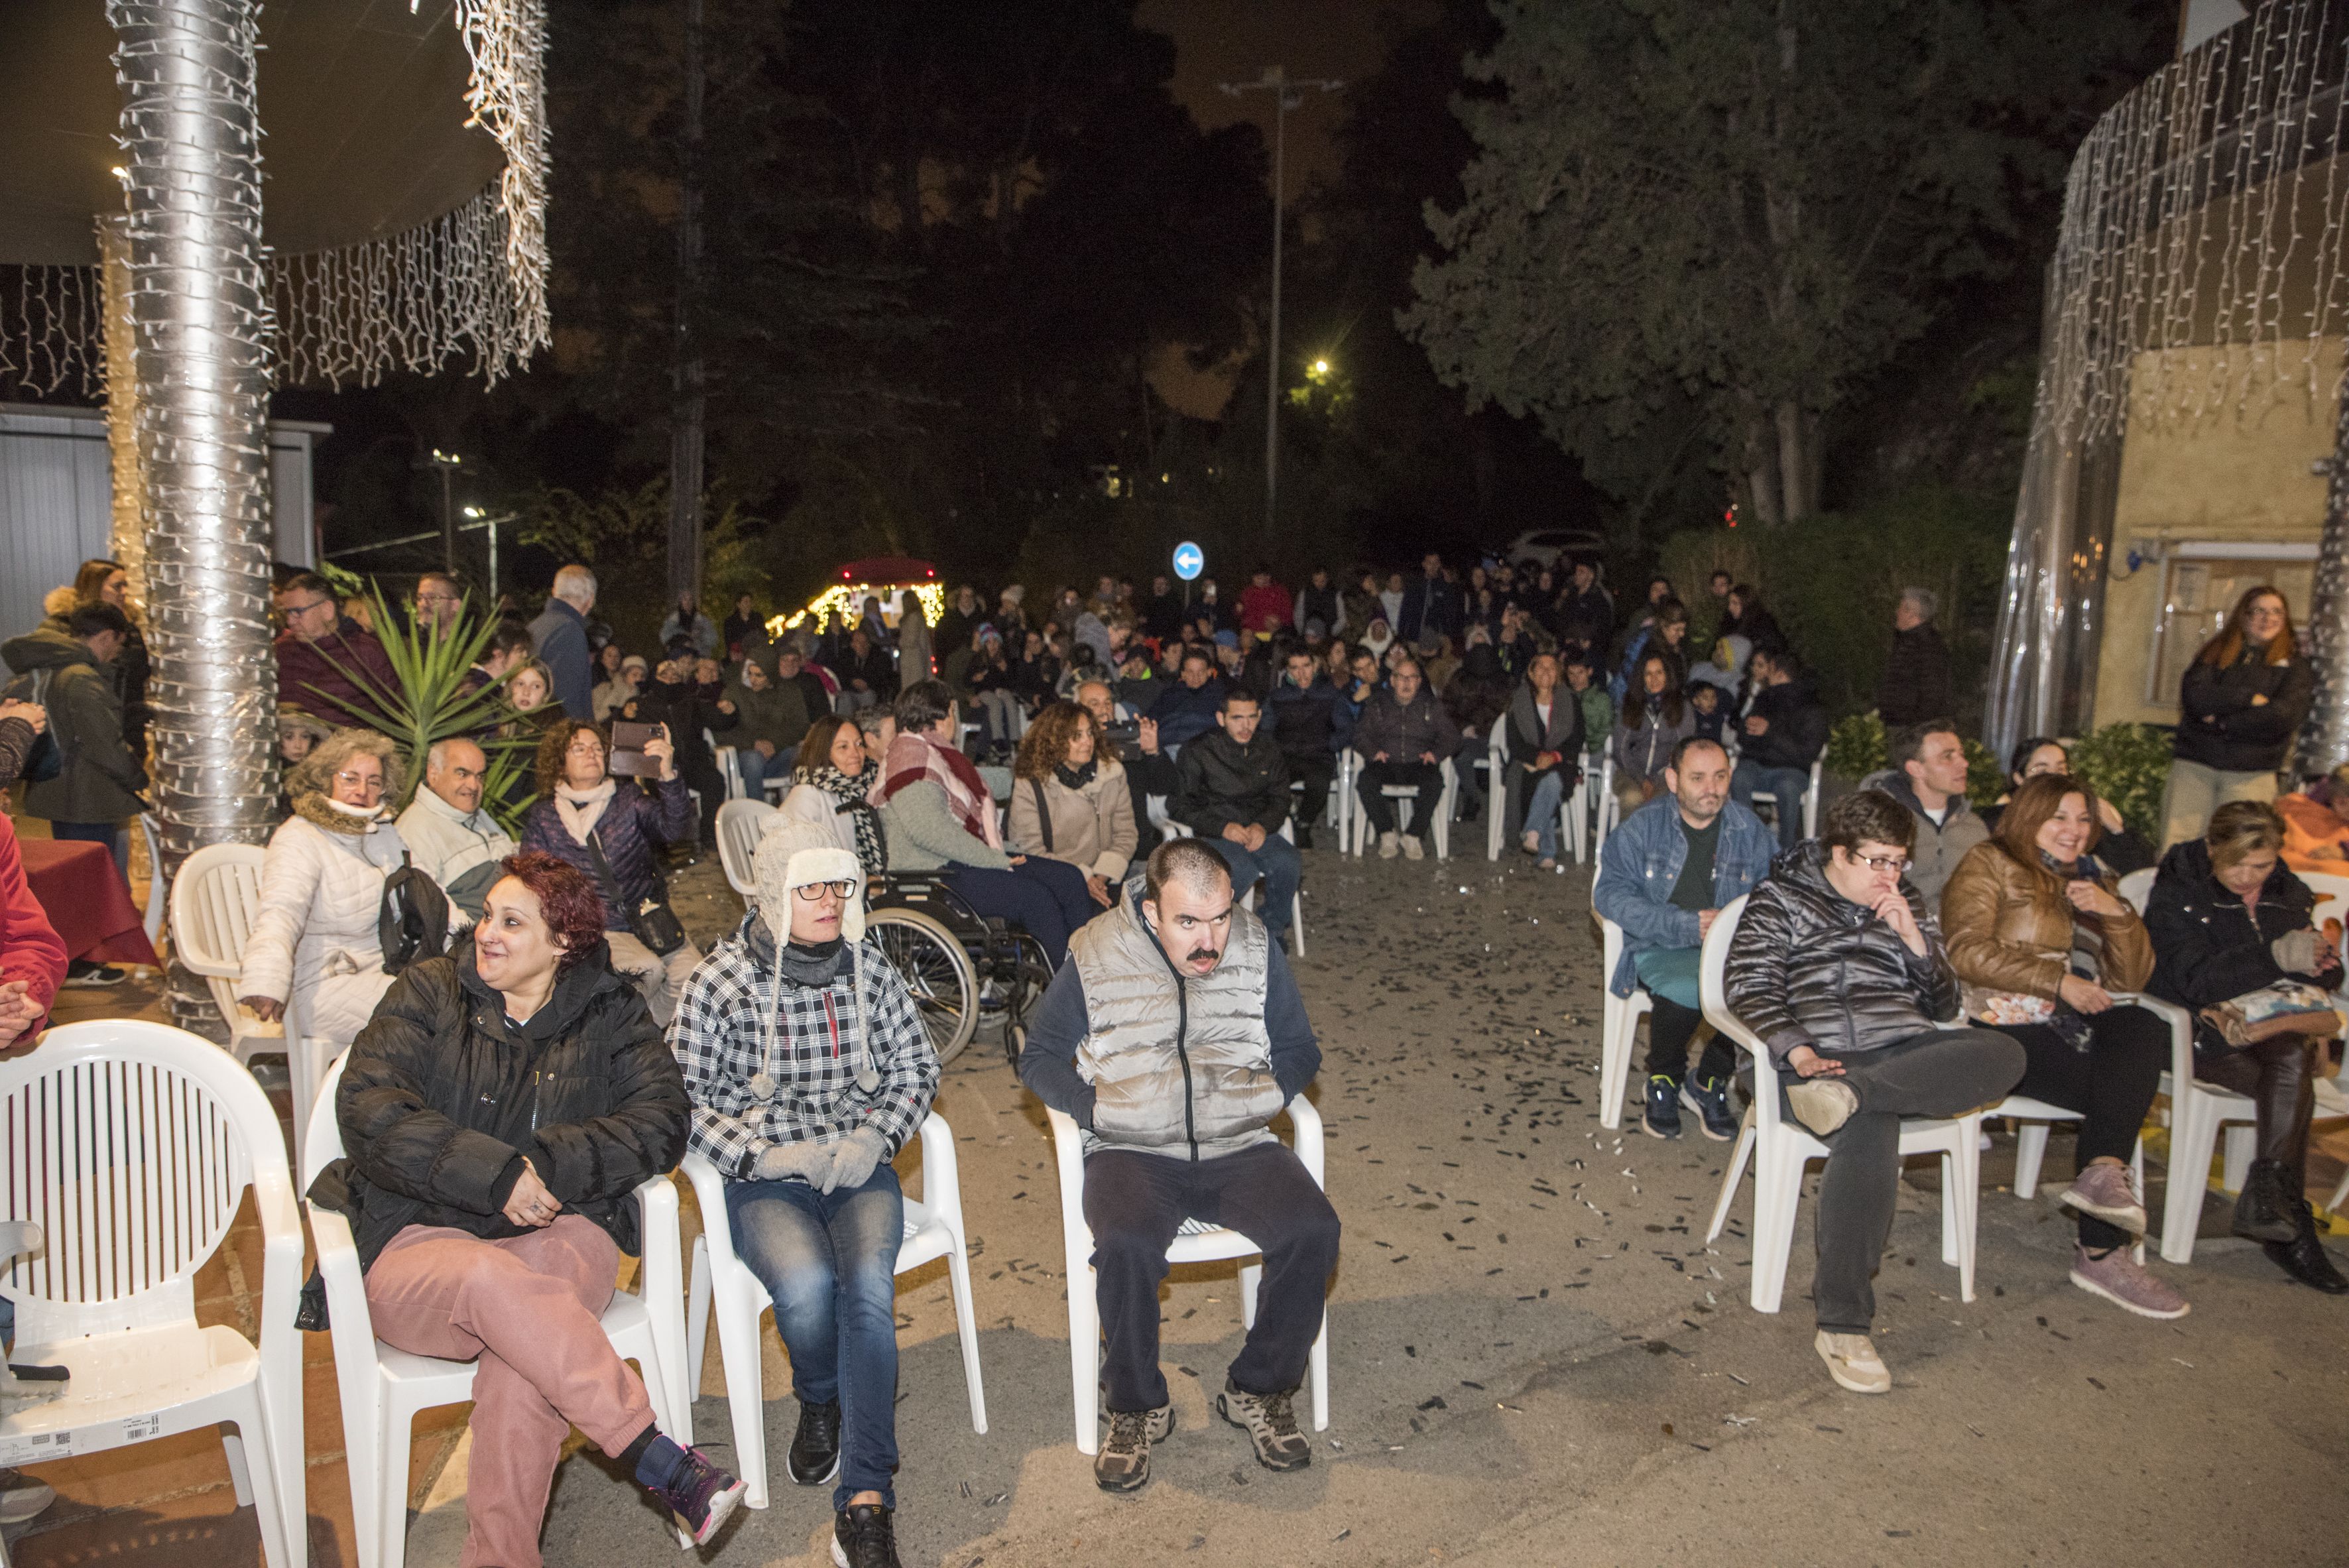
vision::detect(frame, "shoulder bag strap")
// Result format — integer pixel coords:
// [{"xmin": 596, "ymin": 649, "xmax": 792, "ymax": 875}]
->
[{"xmin": 1030, "ymin": 778, "xmax": 1054, "ymax": 853}]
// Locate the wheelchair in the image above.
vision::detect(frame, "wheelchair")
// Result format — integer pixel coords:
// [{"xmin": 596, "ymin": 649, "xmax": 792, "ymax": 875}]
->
[{"xmin": 866, "ymin": 872, "xmax": 1053, "ymax": 1067}]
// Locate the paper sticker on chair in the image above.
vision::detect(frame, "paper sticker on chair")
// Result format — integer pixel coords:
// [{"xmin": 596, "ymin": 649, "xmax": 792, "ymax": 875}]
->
[
  {"xmin": 0, "ymin": 1429, "xmax": 72, "ymax": 1465},
  {"xmin": 121, "ymin": 1412, "xmax": 163, "ymax": 1443}
]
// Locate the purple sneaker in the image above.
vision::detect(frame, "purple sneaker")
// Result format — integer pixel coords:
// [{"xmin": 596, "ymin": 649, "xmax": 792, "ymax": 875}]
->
[
  {"xmin": 2069, "ymin": 1244, "xmax": 2189, "ymax": 1320},
  {"xmin": 2058, "ymin": 1160, "xmax": 2146, "ymax": 1236},
  {"xmin": 648, "ymin": 1444, "xmax": 747, "ymax": 1545}
]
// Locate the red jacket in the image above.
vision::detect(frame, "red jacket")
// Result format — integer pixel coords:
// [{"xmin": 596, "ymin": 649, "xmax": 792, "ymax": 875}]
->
[
  {"xmin": 1238, "ymin": 581, "xmax": 1292, "ymax": 636},
  {"xmin": 275, "ymin": 620, "xmax": 399, "ymax": 729},
  {"xmin": 0, "ymin": 813, "xmax": 68, "ymax": 1040}
]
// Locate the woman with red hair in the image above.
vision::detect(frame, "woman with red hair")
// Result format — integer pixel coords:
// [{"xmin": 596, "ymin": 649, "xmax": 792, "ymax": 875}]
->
[{"xmin": 328, "ymin": 853, "xmax": 742, "ymax": 1563}]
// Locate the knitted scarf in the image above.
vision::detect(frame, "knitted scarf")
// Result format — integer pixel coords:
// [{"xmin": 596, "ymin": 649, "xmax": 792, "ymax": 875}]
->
[
  {"xmin": 873, "ymin": 731, "xmax": 1002, "ymax": 849},
  {"xmin": 810, "ymin": 760, "xmax": 886, "ymax": 879},
  {"xmin": 555, "ymin": 777, "xmax": 619, "ymax": 847}
]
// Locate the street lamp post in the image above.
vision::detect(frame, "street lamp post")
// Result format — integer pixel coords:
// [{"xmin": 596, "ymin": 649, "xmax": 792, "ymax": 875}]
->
[
  {"xmin": 418, "ymin": 447, "xmax": 465, "ymax": 574},
  {"xmin": 1219, "ymin": 66, "xmax": 1341, "ymax": 538}
]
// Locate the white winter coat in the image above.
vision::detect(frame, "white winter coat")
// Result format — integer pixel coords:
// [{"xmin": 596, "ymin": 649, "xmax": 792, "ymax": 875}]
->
[{"xmin": 239, "ymin": 794, "xmax": 409, "ymax": 1046}]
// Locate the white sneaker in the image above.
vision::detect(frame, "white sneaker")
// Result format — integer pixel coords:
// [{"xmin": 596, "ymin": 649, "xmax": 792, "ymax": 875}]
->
[
  {"xmin": 0, "ymin": 1470, "xmax": 54, "ymax": 1525},
  {"xmin": 1401, "ymin": 836, "xmax": 1425, "ymax": 861},
  {"xmin": 1785, "ymin": 1079, "xmax": 1858, "ymax": 1137},
  {"xmin": 1377, "ymin": 831, "xmax": 1402, "ymax": 860},
  {"xmin": 1520, "ymin": 830, "xmax": 1541, "ymax": 855},
  {"xmin": 1815, "ymin": 1331, "xmax": 1891, "ymax": 1394}
]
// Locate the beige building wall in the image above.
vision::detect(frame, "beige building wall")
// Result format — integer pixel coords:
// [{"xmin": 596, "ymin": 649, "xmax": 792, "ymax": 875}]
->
[{"xmin": 2093, "ymin": 338, "xmax": 2340, "ymax": 728}]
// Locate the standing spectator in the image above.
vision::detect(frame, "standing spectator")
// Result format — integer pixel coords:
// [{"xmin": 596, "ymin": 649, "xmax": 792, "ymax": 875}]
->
[
  {"xmin": 397, "ymin": 738, "xmax": 519, "ymax": 920},
  {"xmin": 620, "ymin": 657, "xmax": 738, "ymax": 846},
  {"xmin": 1140, "ymin": 575, "xmax": 1185, "ymax": 644},
  {"xmin": 727, "ymin": 654, "xmax": 813, "ymax": 798},
  {"xmin": 2161, "ymin": 586, "xmax": 2312, "ymax": 849},
  {"xmin": 1501, "ymin": 653, "xmax": 1585, "ymax": 869},
  {"xmin": 1008, "ymin": 701, "xmax": 1138, "ymax": 904},
  {"xmin": 670, "ymin": 823, "xmax": 939, "ymax": 1565},
  {"xmin": 58, "ymin": 560, "xmax": 152, "ymax": 751},
  {"xmin": 2145, "ymin": 802, "xmax": 2349, "ymax": 1293},
  {"xmin": 528, "ymin": 564, "xmax": 599, "ymax": 722},
  {"xmin": 1702, "ymin": 569, "xmax": 1734, "ymax": 639},
  {"xmin": 1609, "ymin": 654, "xmax": 1693, "ymax": 819},
  {"xmin": 1266, "ymin": 649, "xmax": 1343, "ymax": 849},
  {"xmin": 1016, "ymin": 839, "xmax": 1337, "ymax": 1492},
  {"xmin": 1941, "ymin": 775, "xmax": 2187, "ymax": 1317},
  {"xmin": 1238, "ymin": 567, "xmax": 1292, "ymax": 638},
  {"xmin": 520, "ymin": 719, "xmax": 701, "ymax": 1024},
  {"xmin": 1353, "ymin": 656, "xmax": 1461, "ymax": 861},
  {"xmin": 1295, "ymin": 568, "xmax": 1344, "ymax": 643},
  {"xmin": 1876, "ymin": 587, "xmax": 1952, "ymax": 727},
  {"xmin": 1861, "ymin": 719, "xmax": 1988, "ymax": 910},
  {"xmin": 272, "ymin": 572, "xmax": 398, "ymax": 729},
  {"xmin": 1397, "ymin": 552, "xmax": 1459, "ymax": 644},
  {"xmin": 1175, "ymin": 690, "xmax": 1301, "ymax": 949},
  {"xmin": 1148, "ymin": 647, "xmax": 1227, "ymax": 753},
  {"xmin": 238, "ymin": 729, "xmax": 411, "ymax": 1045},
  {"xmin": 1724, "ymin": 790, "xmax": 2025, "ymax": 1394},
  {"xmin": 721, "ymin": 592, "xmax": 766, "ymax": 660},
  {"xmin": 897, "ymin": 600, "xmax": 935, "ymax": 686},
  {"xmin": 1556, "ymin": 560, "xmax": 1613, "ymax": 653},
  {"xmin": 1593, "ymin": 737, "xmax": 1773, "ymax": 1138},
  {"xmin": 660, "ymin": 592, "xmax": 719, "ymax": 658},
  {"xmin": 3, "ymin": 603, "xmax": 147, "ymax": 874},
  {"xmin": 1730, "ymin": 648, "xmax": 1830, "ymax": 852},
  {"xmin": 873, "ymin": 682, "xmax": 1098, "ymax": 966}
]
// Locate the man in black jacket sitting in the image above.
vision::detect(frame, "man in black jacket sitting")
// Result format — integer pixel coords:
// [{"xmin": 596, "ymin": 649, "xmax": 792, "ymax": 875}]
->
[
  {"xmin": 1730, "ymin": 647, "xmax": 1830, "ymax": 851},
  {"xmin": 1265, "ymin": 648, "xmax": 1343, "ymax": 849},
  {"xmin": 1724, "ymin": 791, "xmax": 2023, "ymax": 1398},
  {"xmin": 1174, "ymin": 689, "xmax": 1299, "ymax": 947}
]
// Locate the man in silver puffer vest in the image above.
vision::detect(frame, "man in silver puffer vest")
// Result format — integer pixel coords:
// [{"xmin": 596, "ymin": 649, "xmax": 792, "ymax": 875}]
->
[{"xmin": 1020, "ymin": 839, "xmax": 1337, "ymax": 1495}]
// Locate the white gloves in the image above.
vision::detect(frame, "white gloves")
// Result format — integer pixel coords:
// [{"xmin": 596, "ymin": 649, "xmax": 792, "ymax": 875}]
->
[
  {"xmin": 821, "ymin": 1126, "xmax": 888, "ymax": 1195},
  {"xmin": 752, "ymin": 1140, "xmax": 834, "ymax": 1184}
]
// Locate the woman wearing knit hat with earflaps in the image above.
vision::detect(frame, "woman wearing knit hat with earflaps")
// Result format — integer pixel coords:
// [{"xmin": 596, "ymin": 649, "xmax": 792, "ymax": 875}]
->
[{"xmin": 670, "ymin": 819, "xmax": 940, "ymax": 1568}]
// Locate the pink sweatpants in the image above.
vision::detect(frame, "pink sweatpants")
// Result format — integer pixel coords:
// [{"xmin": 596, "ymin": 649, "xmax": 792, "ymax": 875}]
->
[{"xmin": 365, "ymin": 1215, "xmax": 655, "ymax": 1568}]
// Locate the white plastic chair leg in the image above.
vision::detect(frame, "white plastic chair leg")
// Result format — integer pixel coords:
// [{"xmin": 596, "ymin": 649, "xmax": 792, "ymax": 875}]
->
[
  {"xmin": 222, "ymin": 1425, "xmax": 255, "ymax": 1507},
  {"xmin": 378, "ymin": 1402, "xmax": 418, "ymax": 1568},
  {"xmin": 711, "ymin": 1264, "xmax": 774, "ymax": 1510},
  {"xmin": 943, "ymin": 1225, "xmax": 990, "ymax": 1433},
  {"xmin": 1238, "ymin": 1262, "xmax": 1261, "ymax": 1329},
  {"xmin": 685, "ymin": 1235, "xmax": 713, "ymax": 1409},
  {"xmin": 2160, "ymin": 1092, "xmax": 2222, "ymax": 1264},
  {"xmin": 1706, "ymin": 1116, "xmax": 1756, "ymax": 1244},
  {"xmin": 1309, "ymin": 1314, "xmax": 1329, "ymax": 1432},
  {"xmin": 2220, "ymin": 1123, "xmax": 2255, "ymax": 1193},
  {"xmin": 1749, "ymin": 1140, "xmax": 1801, "ymax": 1314},
  {"xmin": 2014, "ymin": 1123, "xmax": 2051, "ymax": 1199},
  {"xmin": 2328, "ymin": 1164, "xmax": 2349, "ymax": 1219}
]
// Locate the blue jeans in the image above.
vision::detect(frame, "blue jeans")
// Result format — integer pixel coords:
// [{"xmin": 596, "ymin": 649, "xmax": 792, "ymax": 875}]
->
[
  {"xmin": 736, "ymin": 745, "xmax": 796, "ymax": 798},
  {"xmin": 1731, "ymin": 761, "xmax": 1809, "ymax": 851},
  {"xmin": 1205, "ymin": 831, "xmax": 1301, "ymax": 939},
  {"xmin": 1524, "ymin": 770, "xmax": 1566, "ymax": 859},
  {"xmin": 52, "ymin": 820, "xmax": 129, "ymax": 874},
  {"xmin": 725, "ymin": 1165, "xmax": 906, "ymax": 1510}
]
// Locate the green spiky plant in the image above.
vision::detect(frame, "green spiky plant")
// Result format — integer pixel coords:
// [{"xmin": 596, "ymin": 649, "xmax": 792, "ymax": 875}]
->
[{"xmin": 292, "ymin": 581, "xmax": 540, "ymax": 833}]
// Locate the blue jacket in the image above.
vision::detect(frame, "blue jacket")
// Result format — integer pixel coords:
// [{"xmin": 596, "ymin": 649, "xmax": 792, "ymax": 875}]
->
[
  {"xmin": 1150, "ymin": 676, "xmax": 1228, "ymax": 751},
  {"xmin": 1593, "ymin": 795, "xmax": 1775, "ymax": 996},
  {"xmin": 528, "ymin": 597, "xmax": 595, "ymax": 722}
]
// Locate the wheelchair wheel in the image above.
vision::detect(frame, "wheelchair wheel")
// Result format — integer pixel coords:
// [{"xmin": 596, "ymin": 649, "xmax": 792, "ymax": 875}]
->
[{"xmin": 869, "ymin": 904, "xmax": 980, "ymax": 1063}]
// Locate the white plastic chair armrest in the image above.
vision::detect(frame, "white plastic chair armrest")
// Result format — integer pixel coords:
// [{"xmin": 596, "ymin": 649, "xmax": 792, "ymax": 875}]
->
[
  {"xmin": 1044, "ymin": 1103, "xmax": 1087, "ymax": 1201},
  {"xmin": 634, "ymin": 1171, "xmax": 684, "ymax": 1305},
  {"xmin": 253, "ymin": 1163, "xmax": 308, "ymax": 1326},
  {"xmin": 913, "ymin": 1112, "xmax": 963, "ymax": 1229},
  {"xmin": 2111, "ymin": 993, "xmax": 2195, "ymax": 1078},
  {"xmin": 307, "ymin": 1203, "xmax": 377, "ymax": 1347},
  {"xmin": 1283, "ymin": 1094, "xmax": 1324, "ymax": 1184}
]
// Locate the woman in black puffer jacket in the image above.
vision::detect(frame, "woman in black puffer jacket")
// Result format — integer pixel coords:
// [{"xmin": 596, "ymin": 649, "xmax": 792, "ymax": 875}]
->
[
  {"xmin": 2161, "ymin": 585, "xmax": 2313, "ymax": 849},
  {"xmin": 331, "ymin": 851, "xmax": 741, "ymax": 1561},
  {"xmin": 2145, "ymin": 802, "xmax": 2348, "ymax": 1294}
]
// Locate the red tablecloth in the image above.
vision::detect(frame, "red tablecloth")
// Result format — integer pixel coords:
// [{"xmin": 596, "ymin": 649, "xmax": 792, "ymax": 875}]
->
[{"xmin": 19, "ymin": 839, "xmax": 159, "ymax": 968}]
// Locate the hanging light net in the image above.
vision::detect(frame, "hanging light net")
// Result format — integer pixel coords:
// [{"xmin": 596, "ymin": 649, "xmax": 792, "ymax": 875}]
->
[
  {"xmin": 1984, "ymin": 0, "xmax": 2349, "ymax": 760},
  {"xmin": 0, "ymin": 0, "xmax": 549, "ymax": 394}
]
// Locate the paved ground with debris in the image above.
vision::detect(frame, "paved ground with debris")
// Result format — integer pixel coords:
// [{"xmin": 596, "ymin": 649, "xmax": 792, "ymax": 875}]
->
[{"xmin": 11, "ymin": 829, "xmax": 2347, "ymax": 1567}]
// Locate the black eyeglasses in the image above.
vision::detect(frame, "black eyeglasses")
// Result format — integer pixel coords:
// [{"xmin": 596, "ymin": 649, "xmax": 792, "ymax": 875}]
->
[{"xmin": 794, "ymin": 880, "xmax": 858, "ymax": 900}]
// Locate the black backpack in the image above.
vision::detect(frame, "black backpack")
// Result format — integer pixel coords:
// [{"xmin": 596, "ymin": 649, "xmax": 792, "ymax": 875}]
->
[
  {"xmin": 378, "ymin": 853, "xmax": 452, "ymax": 976},
  {"xmin": 1, "ymin": 669, "xmax": 62, "ymax": 784}
]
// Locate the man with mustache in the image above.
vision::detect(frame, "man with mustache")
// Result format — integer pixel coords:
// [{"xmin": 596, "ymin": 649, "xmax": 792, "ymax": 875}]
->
[
  {"xmin": 1592, "ymin": 737, "xmax": 1776, "ymax": 1141},
  {"xmin": 1018, "ymin": 839, "xmax": 1337, "ymax": 1494}
]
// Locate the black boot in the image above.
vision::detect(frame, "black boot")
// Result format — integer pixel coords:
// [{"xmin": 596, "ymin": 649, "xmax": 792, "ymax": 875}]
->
[
  {"xmin": 787, "ymin": 1398, "xmax": 842, "ymax": 1484},
  {"xmin": 2231, "ymin": 1158, "xmax": 2299, "ymax": 1244},
  {"xmin": 2263, "ymin": 1201, "xmax": 2349, "ymax": 1294}
]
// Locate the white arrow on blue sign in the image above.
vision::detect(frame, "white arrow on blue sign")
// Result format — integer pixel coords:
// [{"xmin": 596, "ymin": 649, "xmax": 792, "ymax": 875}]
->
[{"xmin": 1172, "ymin": 541, "xmax": 1204, "ymax": 581}]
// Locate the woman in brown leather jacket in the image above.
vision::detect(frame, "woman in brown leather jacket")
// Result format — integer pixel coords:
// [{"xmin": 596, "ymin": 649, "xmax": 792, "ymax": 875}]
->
[{"xmin": 1942, "ymin": 773, "xmax": 2189, "ymax": 1319}]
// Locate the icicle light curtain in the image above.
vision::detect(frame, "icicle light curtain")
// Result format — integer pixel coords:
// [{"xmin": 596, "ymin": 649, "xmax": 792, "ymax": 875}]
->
[
  {"xmin": 0, "ymin": 0, "xmax": 550, "ymax": 394},
  {"xmin": 1987, "ymin": 0, "xmax": 2349, "ymax": 758}
]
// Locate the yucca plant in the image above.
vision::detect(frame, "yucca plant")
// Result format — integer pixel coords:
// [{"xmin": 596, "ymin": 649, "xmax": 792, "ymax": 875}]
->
[{"xmin": 297, "ymin": 580, "xmax": 540, "ymax": 832}]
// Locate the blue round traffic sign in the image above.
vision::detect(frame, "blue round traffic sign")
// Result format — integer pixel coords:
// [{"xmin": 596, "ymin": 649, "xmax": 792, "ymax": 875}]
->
[{"xmin": 1172, "ymin": 541, "xmax": 1204, "ymax": 581}]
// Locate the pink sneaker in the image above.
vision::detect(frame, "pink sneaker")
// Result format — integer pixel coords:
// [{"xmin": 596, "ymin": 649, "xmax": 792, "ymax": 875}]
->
[
  {"xmin": 2059, "ymin": 1160, "xmax": 2146, "ymax": 1236},
  {"xmin": 2069, "ymin": 1244, "xmax": 2188, "ymax": 1320}
]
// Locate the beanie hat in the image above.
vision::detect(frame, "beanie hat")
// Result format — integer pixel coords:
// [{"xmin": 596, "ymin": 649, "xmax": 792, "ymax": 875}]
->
[{"xmin": 752, "ymin": 819, "xmax": 867, "ymax": 944}]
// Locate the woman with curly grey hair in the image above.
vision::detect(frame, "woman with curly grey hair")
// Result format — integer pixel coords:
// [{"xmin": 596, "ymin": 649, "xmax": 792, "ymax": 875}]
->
[{"xmin": 239, "ymin": 727, "xmax": 414, "ymax": 1048}]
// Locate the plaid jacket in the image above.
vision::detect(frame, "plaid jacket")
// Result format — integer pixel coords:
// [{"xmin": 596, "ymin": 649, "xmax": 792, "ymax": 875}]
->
[{"xmin": 671, "ymin": 911, "xmax": 939, "ymax": 1179}]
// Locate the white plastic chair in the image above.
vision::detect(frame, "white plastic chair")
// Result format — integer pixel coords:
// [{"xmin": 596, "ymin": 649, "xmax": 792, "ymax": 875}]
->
[
  {"xmin": 1564, "ymin": 755, "xmax": 1599, "ymax": 866},
  {"xmin": 1045, "ymin": 1097, "xmax": 1329, "ymax": 1454},
  {"xmin": 2114, "ymin": 873, "xmax": 2262, "ymax": 1259},
  {"xmin": 138, "ymin": 811, "xmax": 168, "ymax": 950},
  {"xmin": 302, "ymin": 1055, "xmax": 693, "ymax": 1568},
  {"xmin": 1697, "ymin": 896, "xmax": 1985, "ymax": 1310},
  {"xmin": 0, "ymin": 1021, "xmax": 306, "ymax": 1568},
  {"xmin": 1592, "ymin": 836, "xmax": 1650, "ymax": 1132},
  {"xmin": 680, "ymin": 1113, "xmax": 987, "ymax": 1511},
  {"xmin": 716, "ymin": 798, "xmax": 780, "ymax": 897},
  {"xmin": 711, "ymin": 736, "xmax": 745, "ymax": 802},
  {"xmin": 167, "ymin": 843, "xmax": 287, "ymax": 1075},
  {"xmin": 1592, "ymin": 756, "xmax": 1620, "ymax": 861},
  {"xmin": 1483, "ymin": 726, "xmax": 1508, "ymax": 861},
  {"xmin": 1746, "ymin": 758, "xmax": 1824, "ymax": 841},
  {"xmin": 1347, "ymin": 756, "xmax": 1457, "ymax": 859}
]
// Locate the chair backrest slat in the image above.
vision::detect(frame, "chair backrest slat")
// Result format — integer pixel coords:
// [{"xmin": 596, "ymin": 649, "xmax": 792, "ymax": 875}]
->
[{"xmin": 168, "ymin": 844, "xmax": 269, "ymax": 979}]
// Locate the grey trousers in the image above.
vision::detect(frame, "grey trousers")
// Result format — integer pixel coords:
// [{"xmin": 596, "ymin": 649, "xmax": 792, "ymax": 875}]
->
[{"xmin": 1791, "ymin": 1028, "xmax": 2024, "ymax": 1333}]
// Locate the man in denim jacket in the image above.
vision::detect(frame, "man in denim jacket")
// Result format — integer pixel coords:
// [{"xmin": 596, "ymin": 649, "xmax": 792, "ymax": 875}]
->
[{"xmin": 1592, "ymin": 737, "xmax": 1776, "ymax": 1138}]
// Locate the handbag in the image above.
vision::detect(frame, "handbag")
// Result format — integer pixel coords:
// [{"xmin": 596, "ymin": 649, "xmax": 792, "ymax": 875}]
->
[
  {"xmin": 587, "ymin": 829, "xmax": 689, "ymax": 957},
  {"xmin": 2199, "ymin": 979, "xmax": 2342, "ymax": 1048}
]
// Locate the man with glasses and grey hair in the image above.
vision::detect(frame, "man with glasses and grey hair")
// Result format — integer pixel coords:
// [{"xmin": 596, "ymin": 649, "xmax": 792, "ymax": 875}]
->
[
  {"xmin": 274, "ymin": 571, "xmax": 398, "ymax": 729},
  {"xmin": 1724, "ymin": 788, "xmax": 2023, "ymax": 1397}
]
